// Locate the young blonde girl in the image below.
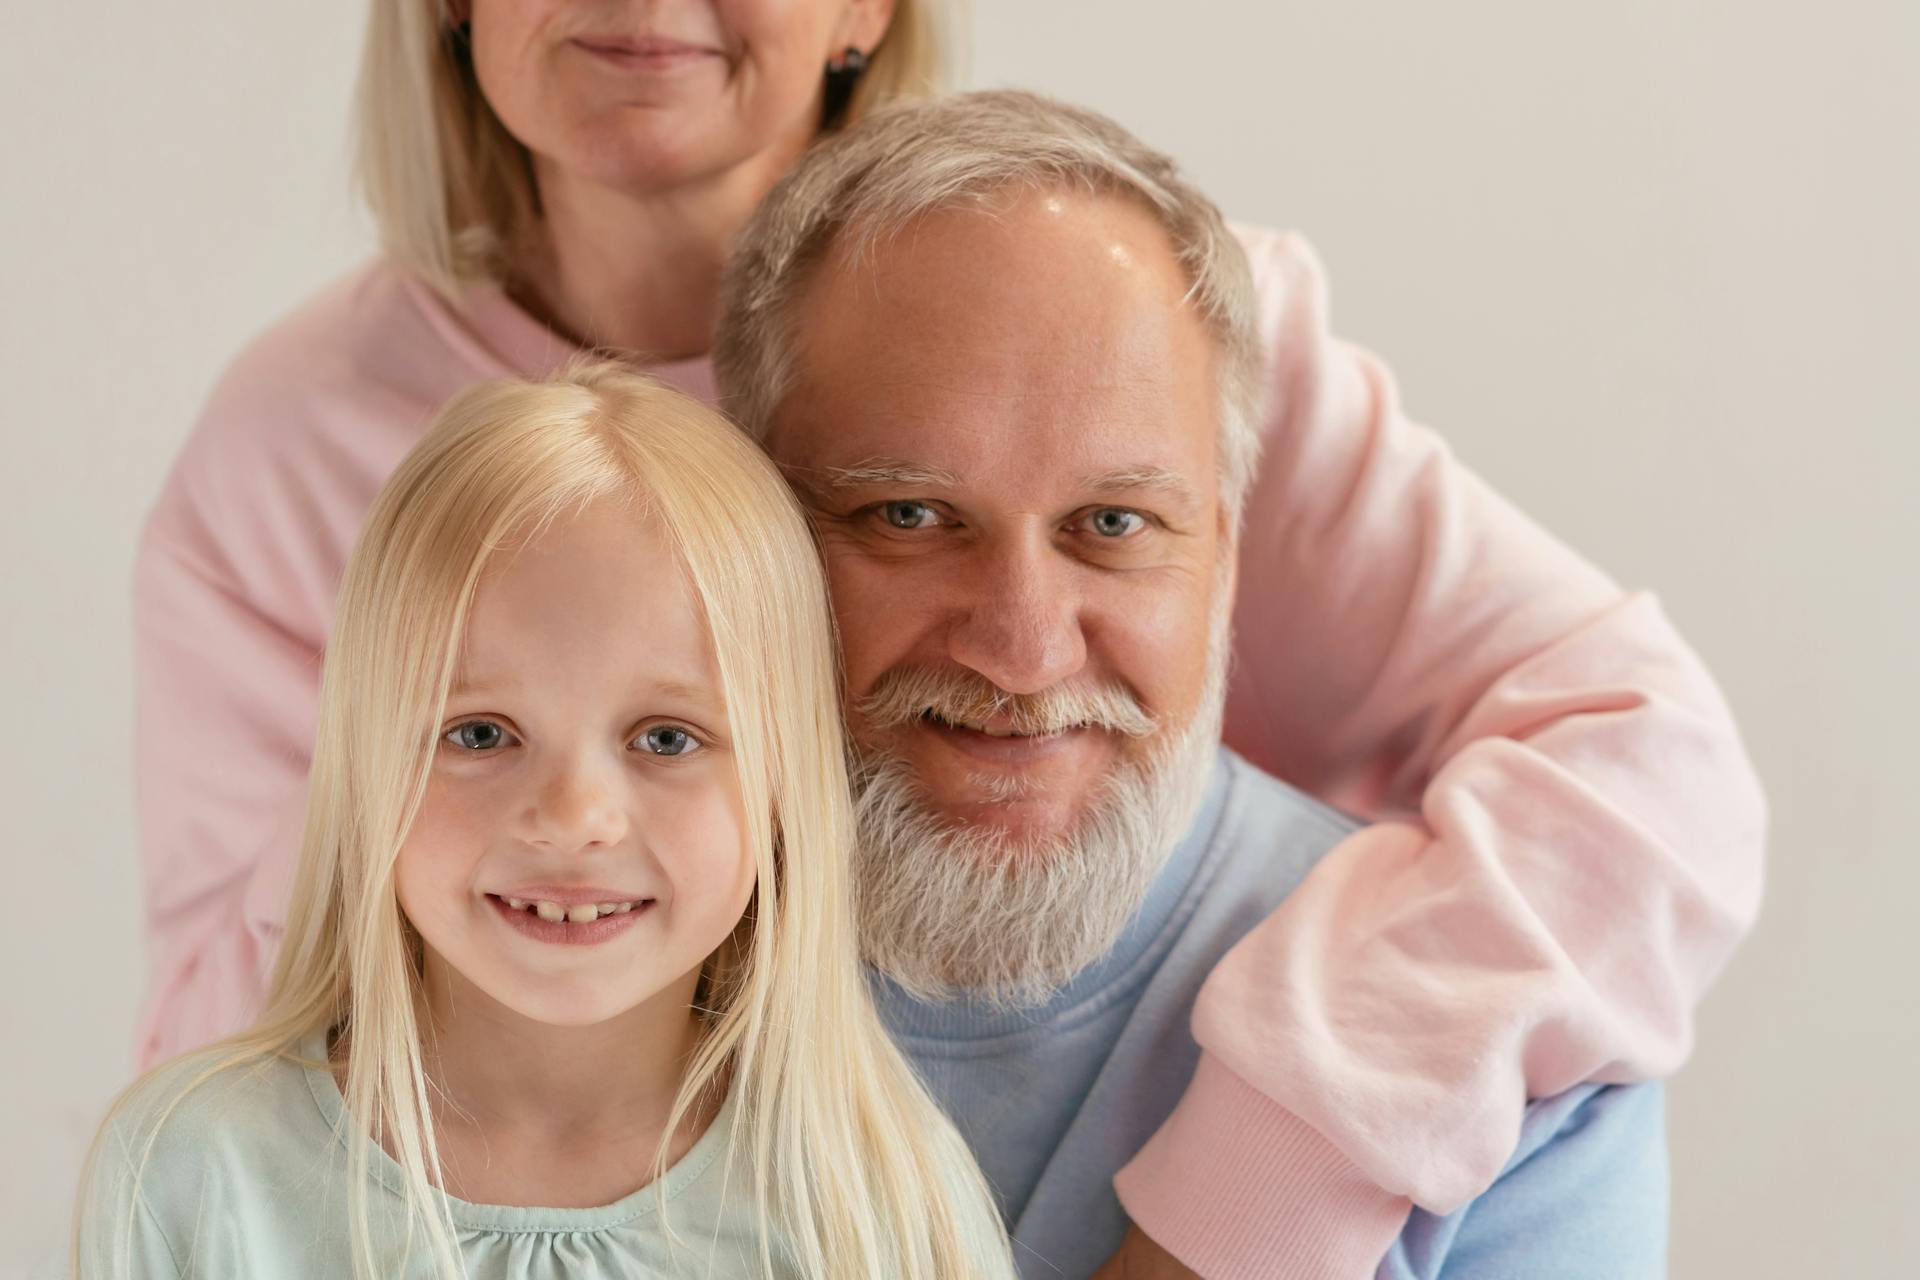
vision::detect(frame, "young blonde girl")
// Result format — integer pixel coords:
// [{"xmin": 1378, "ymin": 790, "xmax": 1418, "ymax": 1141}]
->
[{"xmin": 77, "ymin": 362, "xmax": 1013, "ymax": 1278}]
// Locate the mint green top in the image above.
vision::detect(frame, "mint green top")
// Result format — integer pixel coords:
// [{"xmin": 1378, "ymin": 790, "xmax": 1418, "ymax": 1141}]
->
[{"xmin": 79, "ymin": 1032, "xmax": 790, "ymax": 1278}]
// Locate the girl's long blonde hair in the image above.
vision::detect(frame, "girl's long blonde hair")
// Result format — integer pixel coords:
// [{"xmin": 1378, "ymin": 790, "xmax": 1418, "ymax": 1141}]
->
[
  {"xmin": 78, "ymin": 363, "xmax": 1010, "ymax": 1278},
  {"xmin": 354, "ymin": 0, "xmax": 959, "ymax": 294}
]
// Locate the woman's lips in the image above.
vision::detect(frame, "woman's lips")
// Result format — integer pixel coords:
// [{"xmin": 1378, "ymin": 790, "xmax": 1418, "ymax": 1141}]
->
[{"xmin": 573, "ymin": 36, "xmax": 722, "ymax": 70}]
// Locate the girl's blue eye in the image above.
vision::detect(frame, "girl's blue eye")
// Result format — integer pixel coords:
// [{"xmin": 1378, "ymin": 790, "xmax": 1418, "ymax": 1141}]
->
[
  {"xmin": 882, "ymin": 501, "xmax": 940, "ymax": 529},
  {"xmin": 447, "ymin": 721, "xmax": 508, "ymax": 751},
  {"xmin": 1087, "ymin": 508, "xmax": 1145, "ymax": 537},
  {"xmin": 638, "ymin": 725, "xmax": 699, "ymax": 757}
]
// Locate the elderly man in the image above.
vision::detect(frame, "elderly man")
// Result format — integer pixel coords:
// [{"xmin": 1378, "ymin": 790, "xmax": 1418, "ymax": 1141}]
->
[{"xmin": 714, "ymin": 91, "xmax": 1688, "ymax": 1278}]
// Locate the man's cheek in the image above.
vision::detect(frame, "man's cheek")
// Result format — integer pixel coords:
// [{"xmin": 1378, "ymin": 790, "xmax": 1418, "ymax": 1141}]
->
[
  {"xmin": 831, "ymin": 567, "xmax": 926, "ymax": 670},
  {"xmin": 1115, "ymin": 603, "xmax": 1211, "ymax": 714}
]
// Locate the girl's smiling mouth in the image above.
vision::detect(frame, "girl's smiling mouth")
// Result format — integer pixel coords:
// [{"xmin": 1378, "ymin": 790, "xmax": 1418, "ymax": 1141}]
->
[{"xmin": 486, "ymin": 892, "xmax": 654, "ymax": 944}]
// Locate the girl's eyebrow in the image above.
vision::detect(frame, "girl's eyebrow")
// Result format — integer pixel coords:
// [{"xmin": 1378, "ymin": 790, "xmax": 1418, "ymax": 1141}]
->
[
  {"xmin": 648, "ymin": 678, "xmax": 720, "ymax": 706},
  {"xmin": 444, "ymin": 674, "xmax": 719, "ymax": 703},
  {"xmin": 447, "ymin": 672, "xmax": 504, "ymax": 697}
]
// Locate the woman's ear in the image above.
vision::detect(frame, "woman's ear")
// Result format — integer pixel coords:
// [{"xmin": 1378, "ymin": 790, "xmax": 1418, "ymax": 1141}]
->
[{"xmin": 833, "ymin": 0, "xmax": 900, "ymax": 57}]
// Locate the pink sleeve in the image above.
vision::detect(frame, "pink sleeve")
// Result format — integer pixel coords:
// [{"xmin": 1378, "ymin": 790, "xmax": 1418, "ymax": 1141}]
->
[
  {"xmin": 127, "ymin": 265, "xmax": 480, "ymax": 1070},
  {"xmin": 132, "ymin": 509, "xmax": 316, "ymax": 1069},
  {"xmin": 128, "ymin": 323, "xmax": 370, "ymax": 1070},
  {"xmin": 1113, "ymin": 230, "xmax": 1766, "ymax": 1278}
]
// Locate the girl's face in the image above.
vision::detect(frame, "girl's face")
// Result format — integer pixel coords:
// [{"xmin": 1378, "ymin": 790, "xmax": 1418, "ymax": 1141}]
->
[
  {"xmin": 395, "ymin": 499, "xmax": 756, "ymax": 1028},
  {"xmin": 467, "ymin": 0, "xmax": 897, "ymax": 197}
]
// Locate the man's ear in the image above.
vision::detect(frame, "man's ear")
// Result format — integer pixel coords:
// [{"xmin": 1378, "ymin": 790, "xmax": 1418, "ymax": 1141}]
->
[{"xmin": 834, "ymin": 0, "xmax": 901, "ymax": 58}]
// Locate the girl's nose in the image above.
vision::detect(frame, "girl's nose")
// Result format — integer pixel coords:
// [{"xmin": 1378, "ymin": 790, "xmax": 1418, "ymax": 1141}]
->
[{"xmin": 523, "ymin": 762, "xmax": 629, "ymax": 853}]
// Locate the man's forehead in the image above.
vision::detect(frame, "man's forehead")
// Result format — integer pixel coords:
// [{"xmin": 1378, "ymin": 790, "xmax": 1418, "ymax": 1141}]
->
[
  {"xmin": 798, "ymin": 191, "xmax": 1198, "ymax": 355},
  {"xmin": 767, "ymin": 377, "xmax": 1220, "ymax": 516},
  {"xmin": 775, "ymin": 347, "xmax": 1218, "ymax": 478},
  {"xmin": 768, "ymin": 193, "xmax": 1221, "ymax": 486},
  {"xmin": 834, "ymin": 185, "xmax": 1185, "ymax": 282}
]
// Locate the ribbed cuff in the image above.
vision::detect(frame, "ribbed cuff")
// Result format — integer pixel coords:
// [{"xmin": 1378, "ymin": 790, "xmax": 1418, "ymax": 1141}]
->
[{"xmin": 1113, "ymin": 1053, "xmax": 1412, "ymax": 1279}]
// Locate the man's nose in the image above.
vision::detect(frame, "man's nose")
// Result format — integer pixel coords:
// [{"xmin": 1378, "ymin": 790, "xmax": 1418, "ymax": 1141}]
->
[
  {"xmin": 945, "ymin": 533, "xmax": 1087, "ymax": 695},
  {"xmin": 522, "ymin": 757, "xmax": 629, "ymax": 853}
]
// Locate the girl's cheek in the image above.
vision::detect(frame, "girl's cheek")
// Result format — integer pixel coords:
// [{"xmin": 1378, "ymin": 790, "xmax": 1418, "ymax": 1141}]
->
[
  {"xmin": 714, "ymin": 795, "xmax": 758, "ymax": 912},
  {"xmin": 663, "ymin": 788, "xmax": 756, "ymax": 912},
  {"xmin": 418, "ymin": 771, "xmax": 497, "ymax": 842},
  {"xmin": 399, "ymin": 774, "xmax": 500, "ymax": 903}
]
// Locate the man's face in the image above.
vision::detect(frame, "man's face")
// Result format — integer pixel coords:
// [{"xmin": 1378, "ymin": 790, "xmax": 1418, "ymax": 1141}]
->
[
  {"xmin": 771, "ymin": 189, "xmax": 1225, "ymax": 838},
  {"xmin": 764, "ymin": 188, "xmax": 1232, "ymax": 997}
]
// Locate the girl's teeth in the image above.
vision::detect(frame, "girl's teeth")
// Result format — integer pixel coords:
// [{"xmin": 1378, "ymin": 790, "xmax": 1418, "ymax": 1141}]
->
[{"xmin": 512, "ymin": 897, "xmax": 639, "ymax": 922}]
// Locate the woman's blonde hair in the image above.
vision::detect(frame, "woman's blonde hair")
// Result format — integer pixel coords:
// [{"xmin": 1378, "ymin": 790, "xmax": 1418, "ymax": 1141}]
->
[
  {"xmin": 77, "ymin": 363, "xmax": 1010, "ymax": 1279},
  {"xmin": 355, "ymin": 0, "xmax": 957, "ymax": 294}
]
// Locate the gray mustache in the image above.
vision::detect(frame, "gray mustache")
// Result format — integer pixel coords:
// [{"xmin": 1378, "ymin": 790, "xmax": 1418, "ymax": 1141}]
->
[{"xmin": 856, "ymin": 666, "xmax": 1157, "ymax": 739}]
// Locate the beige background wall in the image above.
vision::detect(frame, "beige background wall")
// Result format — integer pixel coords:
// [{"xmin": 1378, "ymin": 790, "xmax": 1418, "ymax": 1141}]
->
[{"xmin": 2, "ymin": 2, "xmax": 1912, "ymax": 1276}]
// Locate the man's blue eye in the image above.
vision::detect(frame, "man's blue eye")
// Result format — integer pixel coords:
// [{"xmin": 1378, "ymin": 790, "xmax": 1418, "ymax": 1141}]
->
[
  {"xmin": 448, "ymin": 721, "xmax": 506, "ymax": 751},
  {"xmin": 638, "ymin": 725, "xmax": 699, "ymax": 756},
  {"xmin": 1088, "ymin": 509, "xmax": 1145, "ymax": 537},
  {"xmin": 882, "ymin": 501, "xmax": 938, "ymax": 529}
]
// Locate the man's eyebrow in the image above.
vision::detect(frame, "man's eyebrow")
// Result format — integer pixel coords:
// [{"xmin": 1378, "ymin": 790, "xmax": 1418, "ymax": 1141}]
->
[
  {"xmin": 1082, "ymin": 466, "xmax": 1203, "ymax": 505},
  {"xmin": 818, "ymin": 457, "xmax": 963, "ymax": 490}
]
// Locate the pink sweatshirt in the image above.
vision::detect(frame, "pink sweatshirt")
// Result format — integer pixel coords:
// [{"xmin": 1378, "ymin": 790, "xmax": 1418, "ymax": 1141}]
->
[{"xmin": 132, "ymin": 227, "xmax": 1764, "ymax": 1278}]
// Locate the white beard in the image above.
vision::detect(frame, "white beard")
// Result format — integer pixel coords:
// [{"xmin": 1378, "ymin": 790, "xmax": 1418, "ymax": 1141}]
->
[{"xmin": 851, "ymin": 607, "xmax": 1229, "ymax": 1008}]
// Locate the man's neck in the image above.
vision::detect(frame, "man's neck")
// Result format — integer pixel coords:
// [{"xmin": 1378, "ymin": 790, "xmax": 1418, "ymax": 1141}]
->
[{"xmin": 513, "ymin": 139, "xmax": 810, "ymax": 362}]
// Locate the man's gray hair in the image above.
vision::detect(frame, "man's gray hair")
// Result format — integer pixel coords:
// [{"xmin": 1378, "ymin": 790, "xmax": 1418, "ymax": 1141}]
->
[{"xmin": 714, "ymin": 89, "xmax": 1267, "ymax": 519}]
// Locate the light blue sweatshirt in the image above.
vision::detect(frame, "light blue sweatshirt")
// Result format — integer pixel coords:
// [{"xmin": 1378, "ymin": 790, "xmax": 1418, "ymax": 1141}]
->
[{"xmin": 873, "ymin": 749, "xmax": 1668, "ymax": 1279}]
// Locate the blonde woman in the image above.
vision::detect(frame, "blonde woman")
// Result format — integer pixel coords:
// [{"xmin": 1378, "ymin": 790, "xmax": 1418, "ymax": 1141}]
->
[
  {"xmin": 85, "ymin": 363, "xmax": 1013, "ymax": 1278},
  {"xmin": 136, "ymin": 0, "xmax": 1764, "ymax": 1271}
]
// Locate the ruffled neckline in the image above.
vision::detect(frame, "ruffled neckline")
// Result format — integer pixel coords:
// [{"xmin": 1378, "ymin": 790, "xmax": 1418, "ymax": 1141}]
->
[{"xmin": 297, "ymin": 1029, "xmax": 738, "ymax": 1235}]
